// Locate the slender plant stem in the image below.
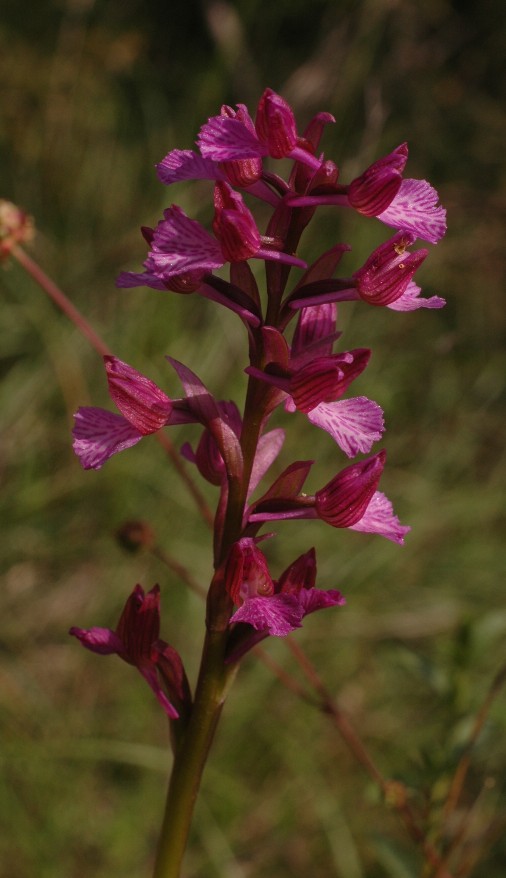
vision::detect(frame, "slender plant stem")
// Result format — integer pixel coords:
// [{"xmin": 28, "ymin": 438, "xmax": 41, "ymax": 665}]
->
[
  {"xmin": 442, "ymin": 663, "xmax": 506, "ymax": 822},
  {"xmin": 153, "ymin": 356, "xmax": 274, "ymax": 876},
  {"xmin": 432, "ymin": 664, "xmax": 506, "ymax": 877},
  {"xmin": 152, "ymin": 628, "xmax": 237, "ymax": 878},
  {"xmin": 12, "ymin": 244, "xmax": 112, "ymax": 357}
]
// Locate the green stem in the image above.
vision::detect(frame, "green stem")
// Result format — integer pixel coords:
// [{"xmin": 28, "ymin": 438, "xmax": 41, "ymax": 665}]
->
[
  {"xmin": 153, "ymin": 333, "xmax": 276, "ymax": 876},
  {"xmin": 153, "ymin": 628, "xmax": 238, "ymax": 878}
]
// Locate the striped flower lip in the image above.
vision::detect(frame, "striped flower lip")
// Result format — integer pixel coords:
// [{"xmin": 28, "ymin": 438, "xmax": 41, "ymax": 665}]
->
[{"xmin": 224, "ymin": 541, "xmax": 345, "ymax": 644}]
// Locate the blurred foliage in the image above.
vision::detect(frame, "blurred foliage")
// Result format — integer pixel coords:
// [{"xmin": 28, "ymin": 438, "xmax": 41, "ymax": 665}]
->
[{"xmin": 1, "ymin": 0, "xmax": 505, "ymax": 876}]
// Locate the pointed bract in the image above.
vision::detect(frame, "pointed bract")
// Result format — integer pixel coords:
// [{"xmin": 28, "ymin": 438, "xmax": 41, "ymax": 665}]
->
[
  {"xmin": 248, "ymin": 428, "xmax": 285, "ymax": 497},
  {"xmin": 292, "ymin": 302, "xmax": 339, "ymax": 358}
]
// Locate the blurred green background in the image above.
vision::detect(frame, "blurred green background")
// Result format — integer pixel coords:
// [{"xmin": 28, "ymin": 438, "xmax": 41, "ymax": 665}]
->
[{"xmin": 1, "ymin": 1, "xmax": 505, "ymax": 876}]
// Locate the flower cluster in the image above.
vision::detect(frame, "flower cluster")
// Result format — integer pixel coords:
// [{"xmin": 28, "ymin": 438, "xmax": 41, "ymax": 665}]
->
[{"xmin": 71, "ymin": 88, "xmax": 446, "ymax": 718}]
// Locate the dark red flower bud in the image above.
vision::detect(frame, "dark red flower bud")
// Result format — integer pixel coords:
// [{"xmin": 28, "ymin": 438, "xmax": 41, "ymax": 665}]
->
[{"xmin": 255, "ymin": 88, "xmax": 298, "ymax": 158}]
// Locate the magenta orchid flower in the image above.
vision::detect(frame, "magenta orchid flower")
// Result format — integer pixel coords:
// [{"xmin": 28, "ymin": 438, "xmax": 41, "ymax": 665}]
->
[
  {"xmin": 70, "ymin": 585, "xmax": 190, "ymax": 720},
  {"xmin": 156, "ymin": 144, "xmax": 278, "ymax": 209},
  {"xmin": 248, "ymin": 451, "xmax": 410, "ymax": 545},
  {"xmin": 314, "ymin": 450, "xmax": 387, "ymax": 527},
  {"xmin": 116, "ymin": 226, "xmax": 262, "ymax": 328},
  {"xmin": 286, "ymin": 143, "xmax": 446, "ymax": 244},
  {"xmin": 314, "ymin": 451, "xmax": 409, "ymax": 543},
  {"xmin": 316, "ymin": 453, "xmax": 410, "ymax": 544},
  {"xmin": 157, "ymin": 104, "xmax": 263, "ymax": 191},
  {"xmin": 157, "ymin": 108, "xmax": 262, "ymax": 190},
  {"xmin": 286, "ymin": 232, "xmax": 435, "ymax": 313},
  {"xmin": 72, "ymin": 356, "xmax": 193, "ymax": 470},
  {"xmin": 224, "ymin": 539, "xmax": 345, "ymax": 640},
  {"xmin": 247, "ymin": 317, "xmax": 384, "ymax": 458},
  {"xmin": 137, "ymin": 187, "xmax": 305, "ymax": 283},
  {"xmin": 198, "ymin": 88, "xmax": 324, "ymax": 173}
]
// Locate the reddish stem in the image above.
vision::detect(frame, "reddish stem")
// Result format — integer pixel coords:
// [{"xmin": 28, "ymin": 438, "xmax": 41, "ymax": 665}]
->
[
  {"xmin": 12, "ymin": 244, "xmax": 112, "ymax": 357},
  {"xmin": 285, "ymin": 638, "xmax": 455, "ymax": 878}
]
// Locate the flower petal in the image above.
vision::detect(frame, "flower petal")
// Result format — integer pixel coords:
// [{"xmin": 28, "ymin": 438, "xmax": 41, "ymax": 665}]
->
[
  {"xmin": 69, "ymin": 626, "xmax": 124, "ymax": 655},
  {"xmin": 224, "ymin": 538, "xmax": 274, "ymax": 605},
  {"xmin": 231, "ymin": 594, "xmax": 304, "ymax": 635},
  {"xmin": 115, "ymin": 584, "xmax": 161, "ymax": 664},
  {"xmin": 151, "ymin": 206, "xmax": 224, "ymax": 275},
  {"xmin": 307, "ymin": 397, "xmax": 384, "ymax": 457},
  {"xmin": 377, "ymin": 178, "xmax": 447, "ymax": 243},
  {"xmin": 255, "ymin": 88, "xmax": 298, "ymax": 158},
  {"xmin": 167, "ymin": 357, "xmax": 244, "ymax": 481},
  {"xmin": 277, "ymin": 548, "xmax": 316, "ymax": 594},
  {"xmin": 116, "ymin": 269, "xmax": 169, "ymax": 290},
  {"xmin": 349, "ymin": 490, "xmax": 411, "ymax": 544},
  {"xmin": 387, "ymin": 281, "xmax": 446, "ymax": 311},
  {"xmin": 72, "ymin": 407, "xmax": 143, "ymax": 470},
  {"xmin": 298, "ymin": 588, "xmax": 346, "ymax": 615},
  {"xmin": 198, "ymin": 115, "xmax": 266, "ymax": 162},
  {"xmin": 156, "ymin": 149, "xmax": 224, "ymax": 185}
]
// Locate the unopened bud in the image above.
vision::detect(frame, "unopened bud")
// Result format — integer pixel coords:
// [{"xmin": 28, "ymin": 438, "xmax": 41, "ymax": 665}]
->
[
  {"xmin": 116, "ymin": 520, "xmax": 156, "ymax": 553},
  {"xmin": 0, "ymin": 199, "xmax": 34, "ymax": 260}
]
